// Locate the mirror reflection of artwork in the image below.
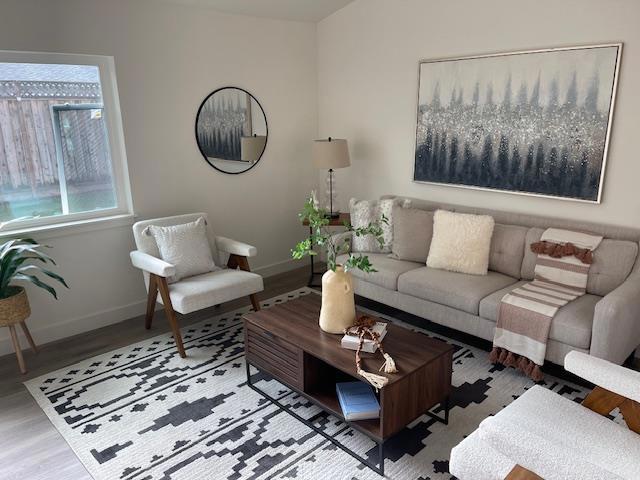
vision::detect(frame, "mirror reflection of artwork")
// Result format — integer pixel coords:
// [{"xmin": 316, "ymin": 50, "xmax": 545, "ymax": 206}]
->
[
  {"xmin": 414, "ymin": 44, "xmax": 621, "ymax": 202},
  {"xmin": 195, "ymin": 87, "xmax": 267, "ymax": 174}
]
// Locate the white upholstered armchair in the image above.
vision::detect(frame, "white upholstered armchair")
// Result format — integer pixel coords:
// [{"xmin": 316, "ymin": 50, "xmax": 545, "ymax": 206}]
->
[
  {"xmin": 130, "ymin": 213, "xmax": 264, "ymax": 358},
  {"xmin": 450, "ymin": 351, "xmax": 640, "ymax": 479}
]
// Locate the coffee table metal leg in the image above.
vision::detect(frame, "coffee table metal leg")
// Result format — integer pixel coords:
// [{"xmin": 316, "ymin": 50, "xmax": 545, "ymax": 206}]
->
[
  {"xmin": 246, "ymin": 361, "xmax": 385, "ymax": 476},
  {"xmin": 425, "ymin": 396, "xmax": 450, "ymax": 425}
]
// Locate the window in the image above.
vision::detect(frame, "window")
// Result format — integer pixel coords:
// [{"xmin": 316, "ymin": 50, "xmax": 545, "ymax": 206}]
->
[{"xmin": 0, "ymin": 52, "xmax": 131, "ymax": 231}]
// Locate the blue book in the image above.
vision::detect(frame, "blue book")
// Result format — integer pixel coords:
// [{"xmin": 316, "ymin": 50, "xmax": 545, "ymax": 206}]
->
[{"xmin": 336, "ymin": 381, "xmax": 380, "ymax": 421}]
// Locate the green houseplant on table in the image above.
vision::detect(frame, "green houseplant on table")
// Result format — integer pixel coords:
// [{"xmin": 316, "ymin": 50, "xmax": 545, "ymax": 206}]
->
[
  {"xmin": 0, "ymin": 236, "xmax": 68, "ymax": 373},
  {"xmin": 292, "ymin": 195, "xmax": 385, "ymax": 334}
]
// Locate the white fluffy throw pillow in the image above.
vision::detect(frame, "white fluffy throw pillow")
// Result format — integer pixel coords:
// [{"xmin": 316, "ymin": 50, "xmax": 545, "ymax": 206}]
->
[
  {"xmin": 147, "ymin": 217, "xmax": 218, "ymax": 283},
  {"xmin": 426, "ymin": 210, "xmax": 495, "ymax": 275},
  {"xmin": 349, "ymin": 197, "xmax": 410, "ymax": 253}
]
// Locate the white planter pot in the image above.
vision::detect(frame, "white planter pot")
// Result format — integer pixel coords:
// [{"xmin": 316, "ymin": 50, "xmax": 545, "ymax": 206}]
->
[{"xmin": 319, "ymin": 265, "xmax": 356, "ymax": 334}]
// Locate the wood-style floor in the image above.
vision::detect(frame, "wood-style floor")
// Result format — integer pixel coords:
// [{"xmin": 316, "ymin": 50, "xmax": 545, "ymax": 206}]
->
[{"xmin": 0, "ymin": 265, "xmax": 311, "ymax": 480}]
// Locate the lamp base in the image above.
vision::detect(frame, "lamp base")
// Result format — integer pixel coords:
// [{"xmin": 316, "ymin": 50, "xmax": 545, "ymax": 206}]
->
[{"xmin": 325, "ymin": 211, "xmax": 341, "ymax": 219}]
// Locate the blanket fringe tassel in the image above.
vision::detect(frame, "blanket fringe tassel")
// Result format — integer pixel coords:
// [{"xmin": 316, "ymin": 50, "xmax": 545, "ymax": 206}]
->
[{"xmin": 490, "ymin": 347, "xmax": 544, "ymax": 382}]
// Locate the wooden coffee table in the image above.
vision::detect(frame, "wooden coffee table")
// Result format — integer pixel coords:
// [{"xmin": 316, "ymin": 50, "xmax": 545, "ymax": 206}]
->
[{"xmin": 243, "ymin": 294, "xmax": 453, "ymax": 475}]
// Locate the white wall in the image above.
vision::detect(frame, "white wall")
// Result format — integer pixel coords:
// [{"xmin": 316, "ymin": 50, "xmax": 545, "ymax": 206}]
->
[
  {"xmin": 0, "ymin": 0, "xmax": 317, "ymax": 354},
  {"xmin": 317, "ymin": 0, "xmax": 640, "ymax": 226}
]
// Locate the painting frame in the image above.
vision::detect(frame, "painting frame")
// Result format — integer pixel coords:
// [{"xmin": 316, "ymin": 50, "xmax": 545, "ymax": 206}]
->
[{"xmin": 412, "ymin": 43, "xmax": 623, "ymax": 203}]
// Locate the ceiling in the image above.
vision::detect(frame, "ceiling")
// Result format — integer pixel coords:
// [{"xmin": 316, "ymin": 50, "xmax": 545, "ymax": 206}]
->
[{"xmin": 154, "ymin": 0, "xmax": 354, "ymax": 22}]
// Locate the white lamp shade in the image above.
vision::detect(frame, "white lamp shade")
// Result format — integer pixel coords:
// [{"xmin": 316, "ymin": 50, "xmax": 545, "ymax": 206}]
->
[
  {"xmin": 312, "ymin": 138, "xmax": 351, "ymax": 169},
  {"xmin": 241, "ymin": 135, "xmax": 267, "ymax": 163}
]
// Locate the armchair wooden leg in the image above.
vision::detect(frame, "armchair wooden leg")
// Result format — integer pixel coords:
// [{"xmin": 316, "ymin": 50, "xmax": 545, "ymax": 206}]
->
[
  {"xmin": 19, "ymin": 321, "xmax": 38, "ymax": 354},
  {"xmin": 145, "ymin": 274, "xmax": 159, "ymax": 330},
  {"xmin": 228, "ymin": 254, "xmax": 261, "ymax": 312},
  {"xmin": 249, "ymin": 294, "xmax": 260, "ymax": 311},
  {"xmin": 156, "ymin": 277, "xmax": 186, "ymax": 358},
  {"xmin": 8, "ymin": 325, "xmax": 27, "ymax": 374},
  {"xmin": 505, "ymin": 465, "xmax": 543, "ymax": 480}
]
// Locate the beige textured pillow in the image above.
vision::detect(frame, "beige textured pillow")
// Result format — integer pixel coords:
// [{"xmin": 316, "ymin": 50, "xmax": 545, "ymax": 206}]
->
[
  {"xmin": 349, "ymin": 198, "xmax": 410, "ymax": 253},
  {"xmin": 390, "ymin": 207, "xmax": 434, "ymax": 263},
  {"xmin": 427, "ymin": 210, "xmax": 495, "ymax": 275},
  {"xmin": 148, "ymin": 217, "xmax": 218, "ymax": 283}
]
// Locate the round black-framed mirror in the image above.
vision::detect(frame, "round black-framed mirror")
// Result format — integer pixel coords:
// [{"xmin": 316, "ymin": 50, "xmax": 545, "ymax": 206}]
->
[{"xmin": 195, "ymin": 87, "xmax": 268, "ymax": 174}]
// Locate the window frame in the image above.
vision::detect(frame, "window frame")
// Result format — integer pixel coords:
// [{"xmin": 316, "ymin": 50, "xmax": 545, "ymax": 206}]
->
[{"xmin": 0, "ymin": 50, "xmax": 133, "ymax": 234}]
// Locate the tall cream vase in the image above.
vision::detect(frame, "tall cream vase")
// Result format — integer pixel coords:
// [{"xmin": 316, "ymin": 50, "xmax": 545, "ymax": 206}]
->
[{"xmin": 319, "ymin": 265, "xmax": 356, "ymax": 334}]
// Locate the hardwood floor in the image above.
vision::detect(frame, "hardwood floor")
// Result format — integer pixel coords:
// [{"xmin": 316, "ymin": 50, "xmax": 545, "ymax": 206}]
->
[{"xmin": 0, "ymin": 265, "xmax": 310, "ymax": 480}]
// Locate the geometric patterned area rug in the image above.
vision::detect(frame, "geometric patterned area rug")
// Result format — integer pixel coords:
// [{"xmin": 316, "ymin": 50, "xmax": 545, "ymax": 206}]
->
[{"xmin": 25, "ymin": 288, "xmax": 590, "ymax": 480}]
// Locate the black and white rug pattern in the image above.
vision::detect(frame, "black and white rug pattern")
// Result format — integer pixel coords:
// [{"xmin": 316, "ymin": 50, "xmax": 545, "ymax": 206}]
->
[{"xmin": 26, "ymin": 288, "xmax": 590, "ymax": 480}]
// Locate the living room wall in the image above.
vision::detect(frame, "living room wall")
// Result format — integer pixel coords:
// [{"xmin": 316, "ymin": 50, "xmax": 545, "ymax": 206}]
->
[
  {"xmin": 317, "ymin": 0, "xmax": 640, "ymax": 227},
  {"xmin": 0, "ymin": 0, "xmax": 317, "ymax": 354}
]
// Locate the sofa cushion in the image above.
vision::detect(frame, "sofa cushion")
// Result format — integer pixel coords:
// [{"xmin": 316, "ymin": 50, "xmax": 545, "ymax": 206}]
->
[
  {"xmin": 479, "ymin": 385, "xmax": 640, "ymax": 480},
  {"xmin": 587, "ymin": 239, "xmax": 638, "ymax": 296},
  {"xmin": 489, "ymin": 224, "xmax": 527, "ymax": 278},
  {"xmin": 521, "ymin": 228, "xmax": 638, "ymax": 296},
  {"xmin": 427, "ymin": 210, "xmax": 495, "ymax": 275},
  {"xmin": 390, "ymin": 206, "xmax": 433, "ymax": 263},
  {"xmin": 336, "ymin": 253, "xmax": 422, "ymax": 291},
  {"xmin": 398, "ymin": 267, "xmax": 517, "ymax": 315},
  {"xmin": 479, "ymin": 280, "xmax": 600, "ymax": 349}
]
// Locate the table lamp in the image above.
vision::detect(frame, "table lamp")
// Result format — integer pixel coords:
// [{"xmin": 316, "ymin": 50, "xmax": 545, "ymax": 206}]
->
[
  {"xmin": 241, "ymin": 134, "xmax": 267, "ymax": 163},
  {"xmin": 312, "ymin": 137, "xmax": 350, "ymax": 218}
]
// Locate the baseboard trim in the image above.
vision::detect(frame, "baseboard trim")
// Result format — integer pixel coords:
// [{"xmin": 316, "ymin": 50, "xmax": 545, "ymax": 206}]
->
[
  {"xmin": 253, "ymin": 258, "xmax": 300, "ymax": 277},
  {"xmin": 0, "ymin": 299, "xmax": 148, "ymax": 357},
  {"xmin": 0, "ymin": 259, "xmax": 302, "ymax": 357}
]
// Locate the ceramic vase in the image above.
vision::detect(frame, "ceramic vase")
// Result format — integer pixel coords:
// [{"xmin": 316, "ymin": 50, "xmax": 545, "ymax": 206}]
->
[{"xmin": 319, "ymin": 265, "xmax": 356, "ymax": 333}]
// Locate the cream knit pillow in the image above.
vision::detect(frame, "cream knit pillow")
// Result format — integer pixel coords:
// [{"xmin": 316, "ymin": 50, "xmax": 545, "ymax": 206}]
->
[
  {"xmin": 426, "ymin": 210, "xmax": 495, "ymax": 275},
  {"xmin": 147, "ymin": 217, "xmax": 218, "ymax": 283}
]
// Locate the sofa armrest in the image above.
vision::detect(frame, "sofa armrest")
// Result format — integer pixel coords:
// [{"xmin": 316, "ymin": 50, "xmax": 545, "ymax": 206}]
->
[
  {"xmin": 331, "ymin": 231, "xmax": 352, "ymax": 255},
  {"xmin": 564, "ymin": 351, "xmax": 640, "ymax": 403},
  {"xmin": 216, "ymin": 236, "xmax": 257, "ymax": 257},
  {"xmin": 130, "ymin": 250, "xmax": 176, "ymax": 278},
  {"xmin": 591, "ymin": 272, "xmax": 640, "ymax": 364}
]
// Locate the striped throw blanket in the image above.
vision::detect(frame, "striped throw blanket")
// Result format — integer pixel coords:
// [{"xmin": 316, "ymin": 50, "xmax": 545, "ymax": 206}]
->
[{"xmin": 490, "ymin": 228, "xmax": 603, "ymax": 381}]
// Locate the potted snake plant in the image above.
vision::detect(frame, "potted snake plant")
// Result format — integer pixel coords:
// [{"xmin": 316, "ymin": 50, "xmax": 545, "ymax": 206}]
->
[
  {"xmin": 292, "ymin": 194, "xmax": 385, "ymax": 333},
  {"xmin": 0, "ymin": 237, "xmax": 68, "ymax": 330}
]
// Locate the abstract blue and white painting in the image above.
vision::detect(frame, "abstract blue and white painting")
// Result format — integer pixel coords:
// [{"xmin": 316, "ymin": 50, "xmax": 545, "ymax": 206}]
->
[{"xmin": 414, "ymin": 44, "xmax": 621, "ymax": 202}]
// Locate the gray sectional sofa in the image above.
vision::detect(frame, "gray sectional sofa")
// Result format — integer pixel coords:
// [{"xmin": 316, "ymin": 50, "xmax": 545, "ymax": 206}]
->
[{"xmin": 337, "ymin": 196, "xmax": 640, "ymax": 366}]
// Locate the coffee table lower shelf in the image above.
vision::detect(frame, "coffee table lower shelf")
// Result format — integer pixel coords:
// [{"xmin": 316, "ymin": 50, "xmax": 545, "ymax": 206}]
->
[{"xmin": 245, "ymin": 360, "xmax": 449, "ymax": 476}]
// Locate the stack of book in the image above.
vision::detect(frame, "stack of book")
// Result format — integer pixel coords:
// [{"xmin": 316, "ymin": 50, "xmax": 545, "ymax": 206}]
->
[
  {"xmin": 341, "ymin": 322, "xmax": 387, "ymax": 353},
  {"xmin": 336, "ymin": 381, "xmax": 380, "ymax": 421}
]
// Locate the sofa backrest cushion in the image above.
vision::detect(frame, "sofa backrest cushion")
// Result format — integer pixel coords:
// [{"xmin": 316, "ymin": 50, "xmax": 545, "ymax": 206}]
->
[
  {"xmin": 521, "ymin": 228, "xmax": 638, "ymax": 296},
  {"xmin": 390, "ymin": 206, "xmax": 433, "ymax": 263},
  {"xmin": 489, "ymin": 224, "xmax": 528, "ymax": 278}
]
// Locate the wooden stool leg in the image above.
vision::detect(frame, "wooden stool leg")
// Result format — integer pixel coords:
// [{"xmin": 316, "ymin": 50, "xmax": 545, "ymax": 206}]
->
[
  {"xmin": 9, "ymin": 325, "xmax": 26, "ymax": 374},
  {"xmin": 156, "ymin": 277, "xmax": 186, "ymax": 358},
  {"xmin": 19, "ymin": 321, "xmax": 38, "ymax": 354},
  {"xmin": 249, "ymin": 294, "xmax": 260, "ymax": 311},
  {"xmin": 145, "ymin": 274, "xmax": 159, "ymax": 330}
]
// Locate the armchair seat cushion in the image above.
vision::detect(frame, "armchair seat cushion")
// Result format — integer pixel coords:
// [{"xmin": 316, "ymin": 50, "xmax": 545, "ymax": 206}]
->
[
  {"xmin": 159, "ymin": 269, "xmax": 263, "ymax": 314},
  {"xmin": 336, "ymin": 253, "xmax": 422, "ymax": 291},
  {"xmin": 479, "ymin": 385, "xmax": 640, "ymax": 480},
  {"xmin": 479, "ymin": 281, "xmax": 600, "ymax": 349},
  {"xmin": 397, "ymin": 267, "xmax": 517, "ymax": 315},
  {"xmin": 449, "ymin": 430, "xmax": 515, "ymax": 480}
]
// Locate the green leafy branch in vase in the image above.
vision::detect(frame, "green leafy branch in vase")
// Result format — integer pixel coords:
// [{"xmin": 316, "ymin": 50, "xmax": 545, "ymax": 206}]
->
[{"xmin": 292, "ymin": 196, "xmax": 387, "ymax": 273}]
